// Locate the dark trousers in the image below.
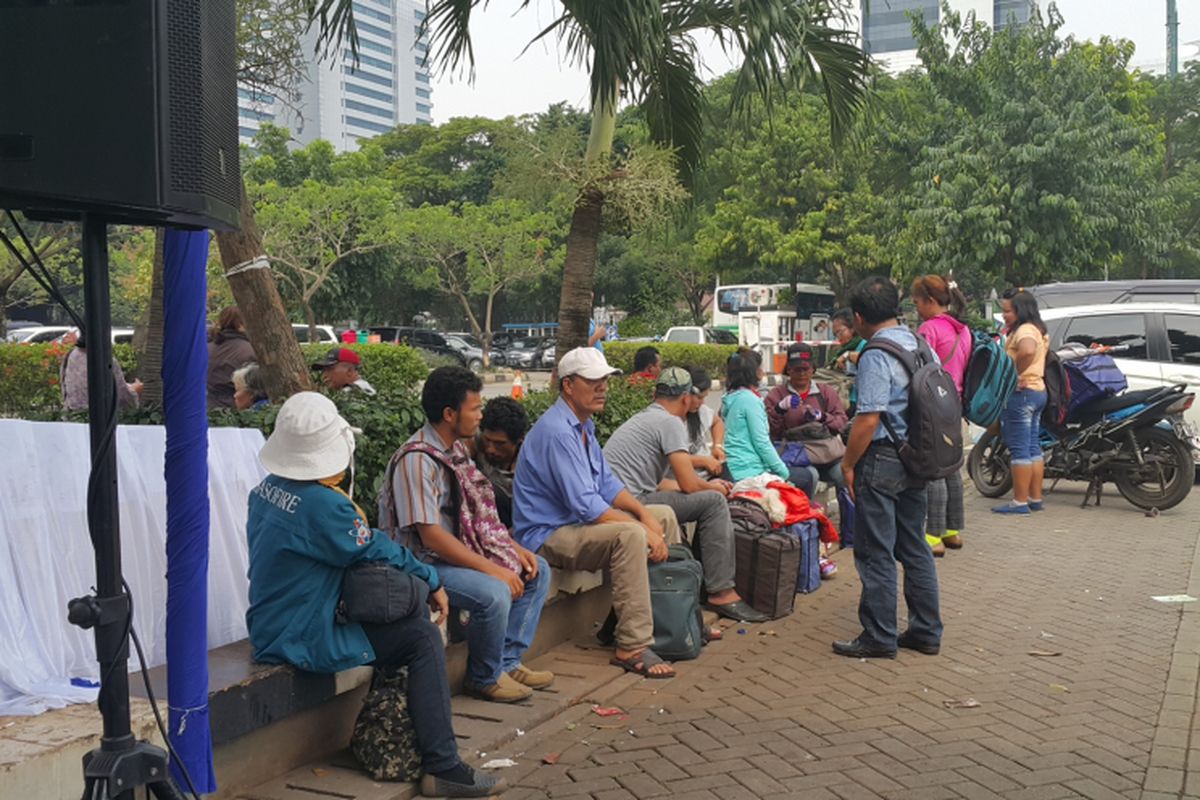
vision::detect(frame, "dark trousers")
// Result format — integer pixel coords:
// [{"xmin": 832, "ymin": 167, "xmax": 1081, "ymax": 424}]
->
[
  {"xmin": 853, "ymin": 443, "xmax": 943, "ymax": 648},
  {"xmin": 363, "ymin": 616, "xmax": 460, "ymax": 774}
]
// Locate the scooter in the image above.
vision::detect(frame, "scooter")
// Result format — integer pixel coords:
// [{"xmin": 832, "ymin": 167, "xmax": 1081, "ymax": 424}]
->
[{"xmin": 969, "ymin": 380, "xmax": 1197, "ymax": 513}]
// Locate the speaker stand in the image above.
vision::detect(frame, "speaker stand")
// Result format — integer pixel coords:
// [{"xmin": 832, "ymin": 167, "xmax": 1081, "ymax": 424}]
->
[{"xmin": 68, "ymin": 214, "xmax": 185, "ymax": 800}]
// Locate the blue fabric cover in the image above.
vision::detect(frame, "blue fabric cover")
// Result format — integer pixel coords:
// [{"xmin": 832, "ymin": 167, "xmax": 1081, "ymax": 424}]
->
[
  {"xmin": 162, "ymin": 228, "xmax": 217, "ymax": 793},
  {"xmin": 1065, "ymin": 354, "xmax": 1127, "ymax": 413}
]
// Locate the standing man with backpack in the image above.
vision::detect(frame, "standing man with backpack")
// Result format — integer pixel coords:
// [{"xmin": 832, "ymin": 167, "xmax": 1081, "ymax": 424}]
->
[{"xmin": 835, "ymin": 277, "xmax": 946, "ymax": 659}]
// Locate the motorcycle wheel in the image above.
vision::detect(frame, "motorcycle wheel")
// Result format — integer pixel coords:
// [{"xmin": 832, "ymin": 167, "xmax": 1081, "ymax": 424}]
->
[
  {"xmin": 1113, "ymin": 426, "xmax": 1196, "ymax": 512},
  {"xmin": 968, "ymin": 428, "xmax": 1013, "ymax": 498}
]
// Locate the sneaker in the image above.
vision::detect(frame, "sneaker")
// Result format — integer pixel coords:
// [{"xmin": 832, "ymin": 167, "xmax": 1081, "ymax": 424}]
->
[
  {"xmin": 1029, "ymin": 500, "xmax": 1044, "ymax": 512},
  {"xmin": 819, "ymin": 558, "xmax": 838, "ymax": 579},
  {"xmin": 991, "ymin": 502, "xmax": 1030, "ymax": 515},
  {"xmin": 420, "ymin": 766, "xmax": 505, "ymax": 797},
  {"xmin": 464, "ymin": 672, "xmax": 533, "ymax": 703},
  {"xmin": 508, "ymin": 664, "xmax": 555, "ymax": 690}
]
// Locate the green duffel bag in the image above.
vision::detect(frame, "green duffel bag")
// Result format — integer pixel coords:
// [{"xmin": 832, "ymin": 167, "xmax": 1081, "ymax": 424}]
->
[{"xmin": 649, "ymin": 544, "xmax": 706, "ymax": 661}]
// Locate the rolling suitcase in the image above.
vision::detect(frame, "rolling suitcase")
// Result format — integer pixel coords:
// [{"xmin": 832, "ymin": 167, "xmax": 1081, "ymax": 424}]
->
[{"xmin": 786, "ymin": 520, "xmax": 821, "ymax": 594}]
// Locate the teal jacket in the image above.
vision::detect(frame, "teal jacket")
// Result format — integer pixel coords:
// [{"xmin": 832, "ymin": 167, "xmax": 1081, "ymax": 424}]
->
[
  {"xmin": 245, "ymin": 475, "xmax": 440, "ymax": 673},
  {"xmin": 721, "ymin": 388, "xmax": 789, "ymax": 482}
]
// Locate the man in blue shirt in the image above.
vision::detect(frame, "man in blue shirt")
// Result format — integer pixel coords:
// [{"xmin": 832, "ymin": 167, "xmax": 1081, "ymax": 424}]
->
[
  {"xmin": 513, "ymin": 347, "xmax": 683, "ymax": 679},
  {"xmin": 836, "ymin": 277, "xmax": 942, "ymax": 660}
]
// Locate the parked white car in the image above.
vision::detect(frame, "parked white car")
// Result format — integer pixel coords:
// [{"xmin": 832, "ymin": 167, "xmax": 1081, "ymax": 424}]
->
[
  {"xmin": 292, "ymin": 324, "xmax": 338, "ymax": 343},
  {"xmin": 1039, "ymin": 303, "xmax": 1200, "ymax": 430},
  {"xmin": 662, "ymin": 326, "xmax": 740, "ymax": 345}
]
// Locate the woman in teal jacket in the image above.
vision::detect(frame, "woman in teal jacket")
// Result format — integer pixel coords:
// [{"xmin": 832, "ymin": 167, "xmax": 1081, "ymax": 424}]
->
[
  {"xmin": 720, "ymin": 351, "xmax": 792, "ymax": 481},
  {"xmin": 246, "ymin": 392, "xmax": 502, "ymax": 798}
]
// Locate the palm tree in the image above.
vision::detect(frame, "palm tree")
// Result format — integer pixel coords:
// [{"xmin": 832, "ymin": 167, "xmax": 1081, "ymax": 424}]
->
[{"xmin": 420, "ymin": 0, "xmax": 871, "ymax": 355}]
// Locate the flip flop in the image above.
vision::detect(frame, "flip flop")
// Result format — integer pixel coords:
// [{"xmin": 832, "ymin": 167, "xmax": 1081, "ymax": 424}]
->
[{"xmin": 610, "ymin": 649, "xmax": 675, "ymax": 679}]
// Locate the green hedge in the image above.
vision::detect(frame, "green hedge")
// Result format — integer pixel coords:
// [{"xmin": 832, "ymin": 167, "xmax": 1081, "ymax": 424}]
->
[
  {"xmin": 604, "ymin": 341, "xmax": 738, "ymax": 378},
  {"xmin": 521, "ymin": 378, "xmax": 654, "ymax": 446}
]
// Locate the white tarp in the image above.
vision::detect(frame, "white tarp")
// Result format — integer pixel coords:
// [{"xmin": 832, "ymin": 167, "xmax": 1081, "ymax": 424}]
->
[{"xmin": 0, "ymin": 420, "xmax": 265, "ymax": 715}]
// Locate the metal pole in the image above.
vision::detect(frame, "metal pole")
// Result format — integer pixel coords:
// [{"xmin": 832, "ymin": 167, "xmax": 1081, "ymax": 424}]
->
[
  {"xmin": 1168, "ymin": 0, "xmax": 1179, "ymax": 77},
  {"xmin": 81, "ymin": 213, "xmax": 133, "ymax": 748}
]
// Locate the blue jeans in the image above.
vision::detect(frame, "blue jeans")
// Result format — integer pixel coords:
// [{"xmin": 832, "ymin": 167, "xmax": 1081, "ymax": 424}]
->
[
  {"xmin": 853, "ymin": 443, "xmax": 942, "ymax": 648},
  {"xmin": 434, "ymin": 556, "xmax": 551, "ymax": 687},
  {"xmin": 1002, "ymin": 388, "xmax": 1048, "ymax": 465},
  {"xmin": 787, "ymin": 465, "xmax": 818, "ymax": 496}
]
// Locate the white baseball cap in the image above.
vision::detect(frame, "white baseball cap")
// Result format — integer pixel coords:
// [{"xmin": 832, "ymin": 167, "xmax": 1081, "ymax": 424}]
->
[
  {"xmin": 558, "ymin": 347, "xmax": 621, "ymax": 380},
  {"xmin": 259, "ymin": 392, "xmax": 357, "ymax": 480}
]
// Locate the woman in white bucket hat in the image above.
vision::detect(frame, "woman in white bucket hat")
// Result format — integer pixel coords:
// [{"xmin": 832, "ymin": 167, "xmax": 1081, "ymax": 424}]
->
[{"xmin": 246, "ymin": 392, "xmax": 503, "ymax": 797}]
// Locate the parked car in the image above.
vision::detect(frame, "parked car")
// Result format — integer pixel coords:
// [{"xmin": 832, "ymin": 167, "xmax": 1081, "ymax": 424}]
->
[
  {"xmin": 1030, "ymin": 280, "xmax": 1200, "ymax": 309},
  {"xmin": 292, "ymin": 323, "xmax": 338, "ymax": 343},
  {"xmin": 504, "ymin": 337, "xmax": 546, "ymax": 368},
  {"xmin": 536, "ymin": 338, "xmax": 559, "ymax": 369},
  {"xmin": 1036, "ymin": 303, "xmax": 1200, "ymax": 430},
  {"xmin": 662, "ymin": 326, "xmax": 740, "ymax": 345},
  {"xmin": 443, "ymin": 333, "xmax": 505, "ymax": 372},
  {"xmin": 7, "ymin": 325, "xmax": 76, "ymax": 344},
  {"xmin": 370, "ymin": 326, "xmax": 467, "ymax": 366}
]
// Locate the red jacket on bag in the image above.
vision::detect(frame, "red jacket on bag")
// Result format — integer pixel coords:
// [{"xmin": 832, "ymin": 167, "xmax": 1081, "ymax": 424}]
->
[{"xmin": 767, "ymin": 481, "xmax": 839, "ymax": 544}]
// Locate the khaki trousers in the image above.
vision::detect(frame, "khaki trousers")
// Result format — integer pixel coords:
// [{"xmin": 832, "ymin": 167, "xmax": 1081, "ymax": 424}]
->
[{"xmin": 539, "ymin": 505, "xmax": 681, "ymax": 650}]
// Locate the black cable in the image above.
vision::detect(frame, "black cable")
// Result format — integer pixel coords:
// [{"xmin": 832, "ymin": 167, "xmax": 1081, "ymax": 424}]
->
[
  {"xmin": 0, "ymin": 210, "xmax": 85, "ymax": 330},
  {"xmin": 125, "ymin": 579, "xmax": 203, "ymax": 800},
  {"xmin": 2, "ymin": 209, "xmax": 201, "ymax": 800}
]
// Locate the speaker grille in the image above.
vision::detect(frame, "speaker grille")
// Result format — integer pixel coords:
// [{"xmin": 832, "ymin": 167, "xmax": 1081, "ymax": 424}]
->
[{"xmin": 167, "ymin": 0, "xmax": 239, "ymax": 211}]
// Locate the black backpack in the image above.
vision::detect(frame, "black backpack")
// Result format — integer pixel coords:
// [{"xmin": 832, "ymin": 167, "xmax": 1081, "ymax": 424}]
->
[
  {"xmin": 862, "ymin": 336, "xmax": 964, "ymax": 482},
  {"xmin": 1041, "ymin": 348, "xmax": 1071, "ymax": 434}
]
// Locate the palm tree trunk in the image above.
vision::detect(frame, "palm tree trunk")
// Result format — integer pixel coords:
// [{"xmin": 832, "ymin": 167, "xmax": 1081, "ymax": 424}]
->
[
  {"xmin": 136, "ymin": 229, "xmax": 166, "ymax": 406},
  {"xmin": 215, "ymin": 177, "xmax": 312, "ymax": 400},
  {"xmin": 556, "ymin": 93, "xmax": 617, "ymax": 358}
]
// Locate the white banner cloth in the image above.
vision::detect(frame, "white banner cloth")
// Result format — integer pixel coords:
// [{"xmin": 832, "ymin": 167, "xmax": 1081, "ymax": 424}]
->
[{"xmin": 0, "ymin": 420, "xmax": 265, "ymax": 715}]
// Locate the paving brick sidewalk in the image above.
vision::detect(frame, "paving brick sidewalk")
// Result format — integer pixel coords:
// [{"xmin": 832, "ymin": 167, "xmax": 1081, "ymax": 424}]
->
[{"xmin": 489, "ymin": 484, "xmax": 1200, "ymax": 800}]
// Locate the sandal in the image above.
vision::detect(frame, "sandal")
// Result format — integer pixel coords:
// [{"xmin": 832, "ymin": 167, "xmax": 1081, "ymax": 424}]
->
[{"xmin": 610, "ymin": 649, "xmax": 675, "ymax": 679}]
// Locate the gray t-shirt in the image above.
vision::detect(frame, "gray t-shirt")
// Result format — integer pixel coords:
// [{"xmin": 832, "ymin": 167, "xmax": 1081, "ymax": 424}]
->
[{"xmin": 602, "ymin": 403, "xmax": 689, "ymax": 497}]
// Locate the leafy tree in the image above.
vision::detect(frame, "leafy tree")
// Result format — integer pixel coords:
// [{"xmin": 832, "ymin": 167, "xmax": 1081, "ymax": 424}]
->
[
  {"xmin": 0, "ymin": 214, "xmax": 77, "ymax": 331},
  {"xmin": 898, "ymin": 5, "xmax": 1173, "ymax": 287},
  {"xmin": 401, "ymin": 200, "xmax": 562, "ymax": 363},
  {"xmin": 422, "ymin": 0, "xmax": 870, "ymax": 356},
  {"xmin": 251, "ymin": 169, "xmax": 399, "ymax": 340}
]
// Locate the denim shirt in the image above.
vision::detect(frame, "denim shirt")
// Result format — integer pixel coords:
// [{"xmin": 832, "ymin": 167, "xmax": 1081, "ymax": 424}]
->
[
  {"xmin": 512, "ymin": 397, "xmax": 625, "ymax": 552},
  {"xmin": 855, "ymin": 325, "xmax": 926, "ymax": 441}
]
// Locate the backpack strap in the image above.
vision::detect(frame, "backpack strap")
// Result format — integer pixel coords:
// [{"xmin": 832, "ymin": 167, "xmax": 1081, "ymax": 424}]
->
[
  {"xmin": 859, "ymin": 335, "xmax": 932, "ymax": 445},
  {"xmin": 394, "ymin": 442, "xmax": 463, "ymax": 524}
]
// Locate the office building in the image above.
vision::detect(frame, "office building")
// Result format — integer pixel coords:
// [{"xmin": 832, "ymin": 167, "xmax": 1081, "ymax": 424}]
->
[
  {"xmin": 238, "ymin": 0, "xmax": 433, "ymax": 152},
  {"xmin": 858, "ymin": 0, "xmax": 1029, "ymax": 72}
]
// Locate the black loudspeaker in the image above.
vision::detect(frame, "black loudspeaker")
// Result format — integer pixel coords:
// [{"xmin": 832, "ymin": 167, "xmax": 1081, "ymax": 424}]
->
[{"xmin": 0, "ymin": 0, "xmax": 240, "ymax": 230}]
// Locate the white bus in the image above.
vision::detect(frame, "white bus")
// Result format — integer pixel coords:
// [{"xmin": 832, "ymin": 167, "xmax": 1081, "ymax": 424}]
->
[{"xmin": 712, "ymin": 281, "xmax": 836, "ymax": 334}]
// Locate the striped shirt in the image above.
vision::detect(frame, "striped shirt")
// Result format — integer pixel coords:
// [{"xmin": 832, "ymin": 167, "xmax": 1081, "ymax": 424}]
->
[{"xmin": 391, "ymin": 423, "xmax": 460, "ymax": 548}]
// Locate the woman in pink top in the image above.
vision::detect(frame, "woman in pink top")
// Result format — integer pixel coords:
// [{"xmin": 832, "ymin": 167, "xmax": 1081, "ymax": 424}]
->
[{"xmin": 912, "ymin": 275, "xmax": 971, "ymax": 557}]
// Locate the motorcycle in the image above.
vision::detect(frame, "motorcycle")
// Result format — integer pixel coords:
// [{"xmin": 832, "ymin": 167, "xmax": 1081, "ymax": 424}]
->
[{"xmin": 969, "ymin": 349, "xmax": 1197, "ymax": 512}]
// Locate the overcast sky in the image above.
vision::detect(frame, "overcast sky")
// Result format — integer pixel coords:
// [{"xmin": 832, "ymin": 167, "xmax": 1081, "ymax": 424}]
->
[{"xmin": 428, "ymin": 0, "xmax": 1200, "ymax": 123}]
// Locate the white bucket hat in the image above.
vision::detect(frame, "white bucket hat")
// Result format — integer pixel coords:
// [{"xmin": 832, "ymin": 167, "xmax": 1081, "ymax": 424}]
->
[{"xmin": 259, "ymin": 392, "xmax": 357, "ymax": 481}]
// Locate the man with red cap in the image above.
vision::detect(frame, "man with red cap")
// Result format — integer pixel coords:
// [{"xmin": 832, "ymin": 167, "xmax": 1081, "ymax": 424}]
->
[{"xmin": 312, "ymin": 347, "xmax": 377, "ymax": 396}]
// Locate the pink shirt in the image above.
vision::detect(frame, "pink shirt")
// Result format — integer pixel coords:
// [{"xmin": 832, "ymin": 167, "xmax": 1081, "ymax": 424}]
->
[{"xmin": 918, "ymin": 314, "xmax": 970, "ymax": 396}]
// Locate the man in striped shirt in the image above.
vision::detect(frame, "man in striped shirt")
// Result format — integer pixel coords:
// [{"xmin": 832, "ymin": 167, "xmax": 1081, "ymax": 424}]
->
[{"xmin": 384, "ymin": 367, "xmax": 553, "ymax": 703}]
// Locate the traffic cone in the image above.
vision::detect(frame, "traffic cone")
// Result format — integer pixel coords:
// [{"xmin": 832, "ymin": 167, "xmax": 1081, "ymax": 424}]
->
[{"xmin": 511, "ymin": 369, "xmax": 525, "ymax": 400}]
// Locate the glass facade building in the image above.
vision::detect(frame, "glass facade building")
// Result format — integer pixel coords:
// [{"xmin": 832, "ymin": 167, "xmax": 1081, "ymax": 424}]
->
[{"xmin": 237, "ymin": 0, "xmax": 433, "ymax": 152}]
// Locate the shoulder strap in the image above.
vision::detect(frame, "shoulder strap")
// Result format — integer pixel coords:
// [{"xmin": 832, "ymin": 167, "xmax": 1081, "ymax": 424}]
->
[
  {"xmin": 396, "ymin": 441, "xmax": 462, "ymax": 516},
  {"xmin": 862, "ymin": 336, "xmax": 919, "ymax": 375}
]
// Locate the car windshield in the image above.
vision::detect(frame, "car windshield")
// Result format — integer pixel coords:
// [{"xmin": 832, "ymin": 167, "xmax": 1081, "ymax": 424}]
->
[{"xmin": 511, "ymin": 338, "xmax": 540, "ymax": 350}]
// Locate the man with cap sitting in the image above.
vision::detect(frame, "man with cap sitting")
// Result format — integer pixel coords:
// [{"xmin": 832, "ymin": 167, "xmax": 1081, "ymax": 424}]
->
[
  {"xmin": 513, "ymin": 347, "xmax": 684, "ymax": 679},
  {"xmin": 604, "ymin": 367, "xmax": 768, "ymax": 623},
  {"xmin": 312, "ymin": 347, "xmax": 377, "ymax": 396},
  {"xmin": 245, "ymin": 392, "xmax": 502, "ymax": 798}
]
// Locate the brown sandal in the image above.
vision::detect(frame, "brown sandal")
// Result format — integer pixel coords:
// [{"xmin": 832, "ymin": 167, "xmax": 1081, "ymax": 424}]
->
[{"xmin": 610, "ymin": 649, "xmax": 675, "ymax": 679}]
